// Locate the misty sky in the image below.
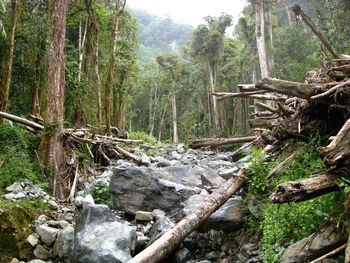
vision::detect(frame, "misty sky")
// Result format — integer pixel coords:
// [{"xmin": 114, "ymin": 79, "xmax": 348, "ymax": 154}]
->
[{"xmin": 127, "ymin": 0, "xmax": 247, "ymax": 27}]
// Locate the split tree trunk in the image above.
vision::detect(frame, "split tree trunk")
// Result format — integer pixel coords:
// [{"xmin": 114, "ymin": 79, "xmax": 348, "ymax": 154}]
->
[
  {"xmin": 127, "ymin": 170, "xmax": 247, "ymax": 263},
  {"xmin": 40, "ymin": 0, "xmax": 67, "ymax": 199},
  {"xmin": 1, "ymin": 0, "xmax": 18, "ymax": 114}
]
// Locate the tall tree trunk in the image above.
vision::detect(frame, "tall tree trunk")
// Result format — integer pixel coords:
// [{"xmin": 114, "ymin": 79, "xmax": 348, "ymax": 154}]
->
[
  {"xmin": 284, "ymin": 0, "xmax": 292, "ymax": 25},
  {"xmin": 40, "ymin": 0, "xmax": 67, "ymax": 199},
  {"xmin": 77, "ymin": 19, "xmax": 87, "ymax": 82},
  {"xmin": 206, "ymin": 59, "xmax": 219, "ymax": 135},
  {"xmin": 267, "ymin": 8, "xmax": 275, "ymax": 77},
  {"xmin": 149, "ymin": 82, "xmax": 158, "ymax": 137},
  {"xmin": 171, "ymin": 80, "xmax": 178, "ymax": 143},
  {"xmin": 93, "ymin": 29, "xmax": 102, "ymax": 124},
  {"xmin": 1, "ymin": 0, "xmax": 18, "ymax": 114},
  {"xmin": 158, "ymin": 102, "xmax": 167, "ymax": 142},
  {"xmin": 254, "ymin": 0, "xmax": 270, "ymax": 79},
  {"xmin": 31, "ymin": 40, "xmax": 45, "ymax": 116},
  {"xmin": 104, "ymin": 0, "xmax": 125, "ymax": 135}
]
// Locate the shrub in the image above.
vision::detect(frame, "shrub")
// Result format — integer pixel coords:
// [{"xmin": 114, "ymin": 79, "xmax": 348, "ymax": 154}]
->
[{"xmin": 87, "ymin": 181, "xmax": 113, "ymax": 208}]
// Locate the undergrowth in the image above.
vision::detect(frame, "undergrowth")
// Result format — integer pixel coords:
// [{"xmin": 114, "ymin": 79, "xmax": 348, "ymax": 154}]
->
[
  {"xmin": 245, "ymin": 134, "xmax": 344, "ymax": 262},
  {"xmin": 0, "ymin": 123, "xmax": 45, "ymax": 191}
]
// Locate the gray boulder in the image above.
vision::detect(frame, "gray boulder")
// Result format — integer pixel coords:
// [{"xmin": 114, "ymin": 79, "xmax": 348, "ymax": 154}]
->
[
  {"xmin": 148, "ymin": 216, "xmax": 175, "ymax": 244},
  {"xmin": 110, "ymin": 167, "xmax": 203, "ymax": 215},
  {"xmin": 73, "ymin": 204, "xmax": 137, "ymax": 263},
  {"xmin": 54, "ymin": 226, "xmax": 74, "ymax": 262},
  {"xmin": 280, "ymin": 223, "xmax": 347, "ymax": 263},
  {"xmin": 35, "ymin": 224, "xmax": 59, "ymax": 246},
  {"xmin": 182, "ymin": 194, "xmax": 244, "ymax": 232}
]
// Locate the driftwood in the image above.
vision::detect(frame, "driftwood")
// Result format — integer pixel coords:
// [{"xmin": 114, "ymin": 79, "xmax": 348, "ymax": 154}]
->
[
  {"xmin": 0, "ymin": 111, "xmax": 44, "ymax": 130},
  {"xmin": 127, "ymin": 170, "xmax": 248, "ymax": 263},
  {"xmin": 213, "ymin": 90, "xmax": 267, "ymax": 101},
  {"xmin": 318, "ymin": 118, "xmax": 350, "ymax": 166},
  {"xmin": 310, "ymin": 244, "xmax": 346, "ymax": 263},
  {"xmin": 269, "ymin": 169, "xmax": 345, "ymax": 203},
  {"xmin": 190, "ymin": 136, "xmax": 256, "ymax": 149}
]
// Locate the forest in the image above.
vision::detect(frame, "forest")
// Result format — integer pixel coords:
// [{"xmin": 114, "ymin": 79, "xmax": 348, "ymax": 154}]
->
[{"xmin": 1, "ymin": 0, "xmax": 350, "ymax": 262}]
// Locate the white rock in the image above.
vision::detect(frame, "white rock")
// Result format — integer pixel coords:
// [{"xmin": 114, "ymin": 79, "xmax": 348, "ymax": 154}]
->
[
  {"xmin": 36, "ymin": 224, "xmax": 59, "ymax": 246},
  {"xmin": 74, "ymin": 196, "xmax": 84, "ymax": 207},
  {"xmin": 3, "ymin": 193, "xmax": 16, "ymax": 199},
  {"xmin": 26, "ymin": 234, "xmax": 39, "ymax": 247},
  {"xmin": 82, "ymin": 194, "xmax": 95, "ymax": 209},
  {"xmin": 13, "ymin": 192, "xmax": 26, "ymax": 199},
  {"xmin": 48, "ymin": 200, "xmax": 58, "ymax": 210},
  {"xmin": 6, "ymin": 182, "xmax": 23, "ymax": 193}
]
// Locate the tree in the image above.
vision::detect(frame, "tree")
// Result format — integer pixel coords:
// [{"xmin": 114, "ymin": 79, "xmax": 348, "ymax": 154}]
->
[
  {"xmin": 156, "ymin": 54, "xmax": 179, "ymax": 143},
  {"xmin": 39, "ymin": 0, "xmax": 67, "ymax": 199},
  {"xmin": 104, "ymin": 0, "xmax": 125, "ymax": 135},
  {"xmin": 0, "ymin": 0, "xmax": 18, "ymax": 115},
  {"xmin": 190, "ymin": 14, "xmax": 232, "ymax": 136}
]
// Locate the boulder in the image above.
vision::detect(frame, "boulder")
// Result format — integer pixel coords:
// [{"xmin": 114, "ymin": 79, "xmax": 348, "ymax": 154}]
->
[
  {"xmin": 82, "ymin": 194, "xmax": 95, "ymax": 209},
  {"xmin": 33, "ymin": 245, "xmax": 51, "ymax": 260},
  {"xmin": 148, "ymin": 216, "xmax": 175, "ymax": 244},
  {"xmin": 280, "ymin": 223, "xmax": 347, "ymax": 263},
  {"xmin": 5, "ymin": 182, "xmax": 23, "ymax": 193},
  {"xmin": 54, "ymin": 226, "xmax": 74, "ymax": 262},
  {"xmin": 73, "ymin": 204, "xmax": 137, "ymax": 263},
  {"xmin": 135, "ymin": 211, "xmax": 154, "ymax": 221},
  {"xmin": 110, "ymin": 167, "xmax": 202, "ymax": 215},
  {"xmin": 182, "ymin": 194, "xmax": 244, "ymax": 232}
]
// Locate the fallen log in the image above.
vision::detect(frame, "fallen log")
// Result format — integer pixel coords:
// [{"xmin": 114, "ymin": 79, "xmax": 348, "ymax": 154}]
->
[
  {"xmin": 248, "ymin": 118, "xmax": 270, "ymax": 128},
  {"xmin": 269, "ymin": 169, "xmax": 347, "ymax": 203},
  {"xmin": 0, "ymin": 111, "xmax": 44, "ymax": 130},
  {"xmin": 213, "ymin": 90, "xmax": 267, "ymax": 101},
  {"xmin": 190, "ymin": 136, "xmax": 256, "ymax": 149},
  {"xmin": 257, "ymin": 78, "xmax": 320, "ymax": 99},
  {"xmin": 127, "ymin": 170, "xmax": 248, "ymax": 263},
  {"xmin": 256, "ymin": 102, "xmax": 279, "ymax": 113},
  {"xmin": 113, "ymin": 146, "xmax": 143, "ymax": 165},
  {"xmin": 238, "ymin": 84, "xmax": 259, "ymax": 92},
  {"xmin": 318, "ymin": 118, "xmax": 350, "ymax": 166}
]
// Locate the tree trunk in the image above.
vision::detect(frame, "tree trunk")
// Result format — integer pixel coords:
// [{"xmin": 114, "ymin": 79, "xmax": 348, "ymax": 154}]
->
[
  {"xmin": 254, "ymin": 0, "xmax": 270, "ymax": 79},
  {"xmin": 77, "ymin": 19, "xmax": 87, "ymax": 82},
  {"xmin": 40, "ymin": 0, "xmax": 67, "ymax": 199},
  {"xmin": 284, "ymin": 0, "xmax": 292, "ymax": 25},
  {"xmin": 269, "ymin": 169, "xmax": 346, "ymax": 203},
  {"xmin": 127, "ymin": 170, "xmax": 247, "ymax": 263},
  {"xmin": 207, "ymin": 59, "xmax": 219, "ymax": 135},
  {"xmin": 149, "ymin": 83, "xmax": 158, "ymax": 137},
  {"xmin": 158, "ymin": 102, "xmax": 167, "ymax": 142},
  {"xmin": 191, "ymin": 136, "xmax": 257, "ymax": 149},
  {"xmin": 104, "ymin": 0, "xmax": 125, "ymax": 135},
  {"xmin": 171, "ymin": 80, "xmax": 178, "ymax": 143},
  {"xmin": 1, "ymin": 0, "xmax": 18, "ymax": 114},
  {"xmin": 31, "ymin": 40, "xmax": 45, "ymax": 116},
  {"xmin": 267, "ymin": 9, "xmax": 275, "ymax": 77},
  {"xmin": 93, "ymin": 28, "xmax": 102, "ymax": 124}
]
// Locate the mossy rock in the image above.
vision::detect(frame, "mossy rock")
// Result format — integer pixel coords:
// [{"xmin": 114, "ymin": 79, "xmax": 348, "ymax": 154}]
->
[{"xmin": 0, "ymin": 204, "xmax": 36, "ymax": 261}]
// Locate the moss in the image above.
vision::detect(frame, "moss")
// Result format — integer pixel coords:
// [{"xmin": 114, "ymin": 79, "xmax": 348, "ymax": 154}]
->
[{"xmin": 0, "ymin": 203, "xmax": 36, "ymax": 260}]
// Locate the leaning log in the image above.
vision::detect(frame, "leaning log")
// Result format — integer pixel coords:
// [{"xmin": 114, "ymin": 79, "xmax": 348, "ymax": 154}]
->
[
  {"xmin": 127, "ymin": 170, "xmax": 248, "ymax": 263},
  {"xmin": 269, "ymin": 169, "xmax": 346, "ymax": 203},
  {"xmin": 292, "ymin": 4, "xmax": 340, "ymax": 60},
  {"xmin": 0, "ymin": 111, "xmax": 44, "ymax": 130},
  {"xmin": 113, "ymin": 145, "xmax": 143, "ymax": 165},
  {"xmin": 190, "ymin": 136, "xmax": 256, "ymax": 149},
  {"xmin": 318, "ymin": 118, "xmax": 350, "ymax": 166}
]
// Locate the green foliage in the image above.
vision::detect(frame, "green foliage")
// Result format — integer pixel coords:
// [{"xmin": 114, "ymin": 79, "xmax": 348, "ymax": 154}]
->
[
  {"xmin": 129, "ymin": 131, "xmax": 157, "ymax": 145},
  {"xmin": 0, "ymin": 123, "xmax": 44, "ymax": 190},
  {"xmin": 87, "ymin": 181, "xmax": 113, "ymax": 208}
]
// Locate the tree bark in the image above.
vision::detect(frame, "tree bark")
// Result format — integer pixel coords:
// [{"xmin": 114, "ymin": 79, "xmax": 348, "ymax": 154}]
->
[
  {"xmin": 207, "ymin": 58, "xmax": 220, "ymax": 135},
  {"xmin": 127, "ymin": 170, "xmax": 247, "ymax": 263},
  {"xmin": 291, "ymin": 4, "xmax": 340, "ymax": 59},
  {"xmin": 269, "ymin": 169, "xmax": 346, "ymax": 203},
  {"xmin": 40, "ymin": 0, "xmax": 67, "ymax": 199},
  {"xmin": 171, "ymin": 79, "xmax": 178, "ymax": 143},
  {"xmin": 0, "ymin": 111, "xmax": 44, "ymax": 130},
  {"xmin": 254, "ymin": 0, "xmax": 270, "ymax": 79},
  {"xmin": 191, "ymin": 136, "xmax": 256, "ymax": 149},
  {"xmin": 31, "ymin": 40, "xmax": 45, "ymax": 116},
  {"xmin": 77, "ymin": 19, "xmax": 87, "ymax": 82},
  {"xmin": 1, "ymin": 0, "xmax": 18, "ymax": 114}
]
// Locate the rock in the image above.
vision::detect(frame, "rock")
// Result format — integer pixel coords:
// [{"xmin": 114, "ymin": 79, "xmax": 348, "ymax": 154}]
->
[
  {"xmin": 148, "ymin": 216, "xmax": 175, "ymax": 244},
  {"xmin": 36, "ymin": 224, "xmax": 59, "ymax": 246},
  {"xmin": 33, "ymin": 245, "xmax": 51, "ymax": 260},
  {"xmin": 141, "ymin": 154, "xmax": 152, "ymax": 166},
  {"xmin": 169, "ymin": 151, "xmax": 182, "ymax": 160},
  {"xmin": 231, "ymin": 143, "xmax": 253, "ymax": 162},
  {"xmin": 3, "ymin": 192, "xmax": 16, "ymax": 199},
  {"xmin": 6, "ymin": 182, "xmax": 23, "ymax": 193},
  {"xmin": 27, "ymin": 260, "xmax": 46, "ymax": 263},
  {"xmin": 13, "ymin": 192, "xmax": 26, "ymax": 199},
  {"xmin": 152, "ymin": 209, "xmax": 166, "ymax": 220},
  {"xmin": 154, "ymin": 156, "xmax": 171, "ymax": 167},
  {"xmin": 54, "ymin": 226, "xmax": 74, "ymax": 261},
  {"xmin": 48, "ymin": 200, "xmax": 58, "ymax": 210},
  {"xmin": 135, "ymin": 211, "xmax": 154, "ymax": 221},
  {"xmin": 280, "ymin": 223, "xmax": 347, "ymax": 263},
  {"xmin": 10, "ymin": 258, "xmax": 20, "ymax": 263},
  {"xmin": 82, "ymin": 194, "xmax": 95, "ymax": 209},
  {"xmin": 135, "ymin": 231, "xmax": 149, "ymax": 251},
  {"xmin": 173, "ymin": 247, "xmax": 191, "ymax": 262},
  {"xmin": 73, "ymin": 204, "xmax": 137, "ymax": 263},
  {"xmin": 218, "ymin": 166, "xmax": 240, "ymax": 180},
  {"xmin": 58, "ymin": 220, "xmax": 70, "ymax": 229},
  {"xmin": 74, "ymin": 196, "xmax": 84, "ymax": 207},
  {"xmin": 26, "ymin": 234, "xmax": 39, "ymax": 247},
  {"xmin": 247, "ymin": 196, "xmax": 266, "ymax": 221},
  {"xmin": 110, "ymin": 167, "xmax": 202, "ymax": 215},
  {"xmin": 235, "ymin": 155, "xmax": 252, "ymax": 169},
  {"xmin": 182, "ymin": 195, "xmax": 244, "ymax": 232}
]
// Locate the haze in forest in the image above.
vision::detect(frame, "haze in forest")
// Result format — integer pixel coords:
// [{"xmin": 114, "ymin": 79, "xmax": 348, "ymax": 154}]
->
[{"xmin": 127, "ymin": 0, "xmax": 246, "ymax": 27}]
